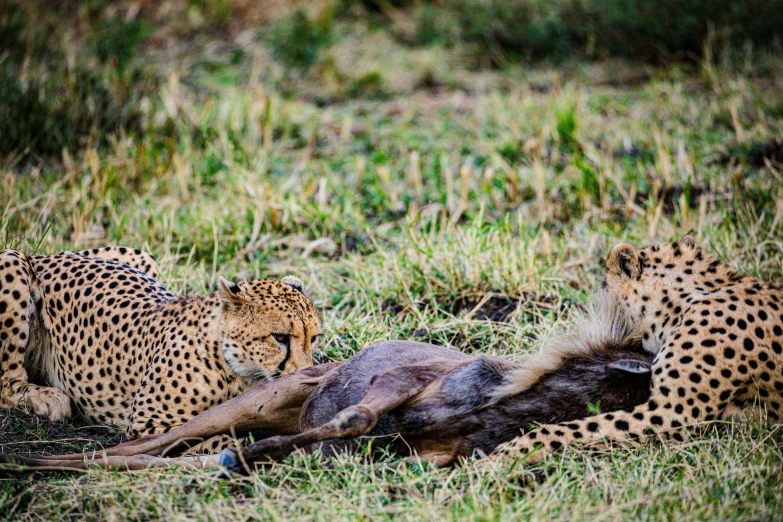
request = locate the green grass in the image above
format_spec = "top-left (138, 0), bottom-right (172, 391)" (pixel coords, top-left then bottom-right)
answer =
top-left (3, 2), bottom-right (783, 520)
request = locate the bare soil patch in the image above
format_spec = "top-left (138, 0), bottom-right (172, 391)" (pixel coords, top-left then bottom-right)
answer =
top-left (0, 408), bottom-right (124, 458)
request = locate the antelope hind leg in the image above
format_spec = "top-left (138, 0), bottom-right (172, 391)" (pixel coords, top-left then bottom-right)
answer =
top-left (220, 363), bottom-right (445, 473)
top-left (0, 453), bottom-right (221, 472)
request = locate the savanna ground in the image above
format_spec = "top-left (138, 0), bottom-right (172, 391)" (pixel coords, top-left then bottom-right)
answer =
top-left (2, 1), bottom-right (783, 520)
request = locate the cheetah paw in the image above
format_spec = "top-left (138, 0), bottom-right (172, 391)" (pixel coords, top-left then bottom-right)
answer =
top-left (21, 386), bottom-right (72, 422)
top-left (476, 444), bottom-right (545, 472)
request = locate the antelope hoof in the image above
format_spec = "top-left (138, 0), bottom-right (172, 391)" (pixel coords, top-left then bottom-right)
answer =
top-left (218, 449), bottom-right (238, 469)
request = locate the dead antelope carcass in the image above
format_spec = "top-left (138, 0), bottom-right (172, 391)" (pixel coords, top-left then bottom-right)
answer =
top-left (1, 292), bottom-right (653, 472)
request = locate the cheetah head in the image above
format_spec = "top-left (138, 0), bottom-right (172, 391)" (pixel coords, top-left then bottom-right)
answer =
top-left (603, 235), bottom-right (736, 352)
top-left (217, 276), bottom-right (321, 384)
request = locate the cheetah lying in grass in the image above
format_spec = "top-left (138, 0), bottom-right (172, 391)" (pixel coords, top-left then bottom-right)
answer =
top-left (0, 247), bottom-right (320, 450)
top-left (486, 236), bottom-right (783, 465)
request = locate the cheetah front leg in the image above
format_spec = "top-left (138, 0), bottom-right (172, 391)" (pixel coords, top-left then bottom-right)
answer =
top-left (484, 336), bottom-right (728, 466)
top-left (0, 250), bottom-right (71, 421)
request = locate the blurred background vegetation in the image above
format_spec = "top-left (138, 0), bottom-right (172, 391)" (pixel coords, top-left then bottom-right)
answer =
top-left (2, 0), bottom-right (782, 161)
top-left (3, 0), bottom-right (783, 288)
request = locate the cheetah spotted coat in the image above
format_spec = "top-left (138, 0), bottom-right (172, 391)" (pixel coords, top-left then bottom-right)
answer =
top-left (0, 247), bottom-right (320, 445)
top-left (487, 237), bottom-right (783, 464)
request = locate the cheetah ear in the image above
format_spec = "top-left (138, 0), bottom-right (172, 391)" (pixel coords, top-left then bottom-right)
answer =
top-left (607, 243), bottom-right (641, 280)
top-left (218, 276), bottom-right (245, 311)
top-left (679, 234), bottom-right (696, 247)
top-left (607, 359), bottom-right (651, 374)
top-left (281, 275), bottom-right (306, 296)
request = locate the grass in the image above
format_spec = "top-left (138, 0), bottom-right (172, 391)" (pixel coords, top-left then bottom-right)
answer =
top-left (2, 2), bottom-right (783, 520)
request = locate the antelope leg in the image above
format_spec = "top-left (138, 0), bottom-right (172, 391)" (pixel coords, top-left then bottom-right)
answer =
top-left (220, 362), bottom-right (445, 473)
top-left (8, 363), bottom-right (340, 467)
top-left (0, 453), bottom-right (221, 472)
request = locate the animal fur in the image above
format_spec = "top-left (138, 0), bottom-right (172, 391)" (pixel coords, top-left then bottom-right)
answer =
top-left (0, 293), bottom-right (654, 472)
top-left (495, 290), bottom-right (644, 398)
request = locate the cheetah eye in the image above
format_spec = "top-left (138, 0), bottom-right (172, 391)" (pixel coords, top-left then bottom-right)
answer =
top-left (272, 334), bottom-right (290, 345)
top-left (311, 335), bottom-right (320, 345)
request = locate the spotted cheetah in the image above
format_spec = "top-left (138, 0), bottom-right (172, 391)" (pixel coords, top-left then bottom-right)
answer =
top-left (487, 236), bottom-right (783, 464)
top-left (0, 247), bottom-right (320, 447)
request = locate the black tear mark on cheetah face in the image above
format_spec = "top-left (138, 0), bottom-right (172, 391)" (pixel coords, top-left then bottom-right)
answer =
top-left (218, 277), bottom-right (322, 383)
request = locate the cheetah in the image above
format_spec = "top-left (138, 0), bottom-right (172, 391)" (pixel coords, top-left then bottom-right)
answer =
top-left (0, 247), bottom-right (321, 447)
top-left (487, 236), bottom-right (783, 464)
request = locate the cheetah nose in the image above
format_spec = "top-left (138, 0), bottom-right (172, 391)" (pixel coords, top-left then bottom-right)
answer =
top-left (218, 449), bottom-right (238, 468)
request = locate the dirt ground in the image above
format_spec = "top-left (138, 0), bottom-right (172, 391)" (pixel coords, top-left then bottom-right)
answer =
top-left (0, 408), bottom-right (125, 458)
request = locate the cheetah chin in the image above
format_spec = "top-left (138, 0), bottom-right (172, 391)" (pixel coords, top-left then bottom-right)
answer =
top-left (221, 340), bottom-right (274, 385)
